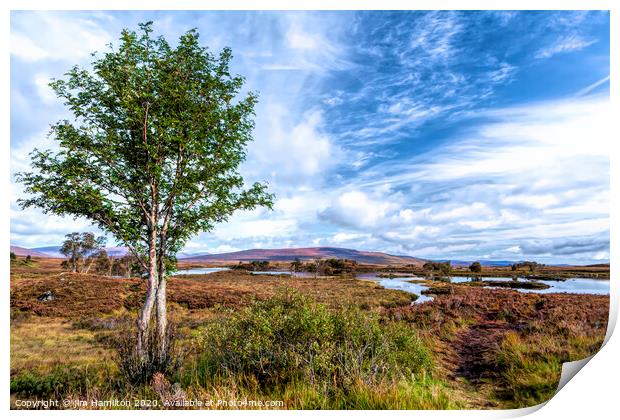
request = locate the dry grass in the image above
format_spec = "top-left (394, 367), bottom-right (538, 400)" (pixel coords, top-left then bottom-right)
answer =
top-left (10, 318), bottom-right (114, 373)
top-left (11, 269), bottom-right (413, 318)
top-left (383, 285), bottom-right (609, 407)
top-left (9, 260), bottom-right (610, 409)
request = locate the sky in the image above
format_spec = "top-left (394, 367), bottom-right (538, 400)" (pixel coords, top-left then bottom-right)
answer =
top-left (10, 10), bottom-right (610, 264)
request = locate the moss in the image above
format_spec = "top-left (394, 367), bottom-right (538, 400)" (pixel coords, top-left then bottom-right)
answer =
top-left (483, 280), bottom-right (550, 290)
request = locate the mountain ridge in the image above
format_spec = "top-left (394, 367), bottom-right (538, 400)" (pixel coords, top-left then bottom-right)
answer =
top-left (11, 244), bottom-right (427, 265)
top-left (181, 246), bottom-right (428, 265)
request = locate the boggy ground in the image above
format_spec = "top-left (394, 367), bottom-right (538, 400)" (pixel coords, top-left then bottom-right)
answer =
top-left (10, 258), bottom-right (609, 409)
top-left (384, 286), bottom-right (609, 408)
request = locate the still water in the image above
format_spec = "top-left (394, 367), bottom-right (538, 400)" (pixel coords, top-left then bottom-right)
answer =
top-left (449, 276), bottom-right (609, 295)
top-left (174, 267), bottom-right (229, 275)
top-left (173, 268), bottom-right (609, 302)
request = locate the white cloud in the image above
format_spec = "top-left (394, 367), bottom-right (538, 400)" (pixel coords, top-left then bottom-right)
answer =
top-left (249, 105), bottom-right (339, 186)
top-left (11, 12), bottom-right (112, 62)
top-left (535, 35), bottom-right (596, 59)
top-left (34, 74), bottom-right (56, 104)
top-left (487, 62), bottom-right (516, 83)
top-left (576, 75), bottom-right (610, 97)
top-left (501, 194), bottom-right (560, 210)
top-left (287, 23), bottom-right (318, 50)
top-left (211, 215), bottom-right (298, 241)
top-left (326, 95), bottom-right (609, 261)
top-left (321, 190), bottom-right (400, 229)
top-left (11, 33), bottom-right (49, 61)
top-left (332, 232), bottom-right (369, 243)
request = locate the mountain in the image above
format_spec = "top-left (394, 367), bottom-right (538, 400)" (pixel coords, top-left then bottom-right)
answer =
top-left (14, 244), bottom-right (204, 259)
top-left (181, 247), bottom-right (427, 266)
top-left (442, 259), bottom-right (521, 267)
top-left (12, 243), bottom-right (426, 265)
top-left (10, 245), bottom-right (50, 257)
top-left (29, 245), bottom-right (130, 258)
top-left (30, 246), bottom-right (64, 258)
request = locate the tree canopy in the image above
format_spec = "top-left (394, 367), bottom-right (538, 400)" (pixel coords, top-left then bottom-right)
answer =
top-left (17, 22), bottom-right (273, 271)
top-left (16, 21), bottom-right (274, 360)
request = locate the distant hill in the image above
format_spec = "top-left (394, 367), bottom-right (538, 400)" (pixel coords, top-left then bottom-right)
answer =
top-left (181, 247), bottom-right (427, 266)
top-left (10, 245), bottom-right (50, 257)
top-left (11, 244), bottom-right (227, 260)
top-left (29, 245), bottom-right (131, 258)
top-left (443, 259), bottom-right (521, 267)
top-left (30, 246), bottom-right (64, 258)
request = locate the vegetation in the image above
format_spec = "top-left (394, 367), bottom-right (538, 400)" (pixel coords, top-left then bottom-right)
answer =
top-left (59, 232), bottom-right (106, 273)
top-left (188, 291), bottom-right (445, 408)
top-left (469, 261), bottom-right (482, 273)
top-left (16, 22), bottom-right (273, 366)
top-left (290, 258), bottom-right (303, 272)
top-left (10, 258), bottom-right (609, 409)
top-left (481, 280), bottom-right (550, 290)
top-left (422, 261), bottom-right (452, 278)
top-left (232, 260), bottom-right (271, 271)
top-left (511, 261), bottom-right (544, 272)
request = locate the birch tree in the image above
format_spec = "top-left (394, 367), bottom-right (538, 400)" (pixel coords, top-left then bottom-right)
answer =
top-left (16, 22), bottom-right (273, 360)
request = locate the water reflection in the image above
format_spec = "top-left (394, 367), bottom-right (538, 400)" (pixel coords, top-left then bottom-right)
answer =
top-left (173, 268), bottom-right (609, 297)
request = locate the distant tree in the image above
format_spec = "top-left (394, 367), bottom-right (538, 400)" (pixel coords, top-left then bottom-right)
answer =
top-left (59, 232), bottom-right (106, 273)
top-left (439, 261), bottom-right (452, 276)
top-left (469, 261), bottom-right (482, 273)
top-left (314, 259), bottom-right (333, 277)
top-left (422, 262), bottom-right (435, 272)
top-left (249, 260), bottom-right (270, 270)
top-left (16, 22), bottom-right (274, 359)
top-left (304, 262), bottom-right (317, 274)
top-left (511, 261), bottom-right (542, 272)
top-left (423, 261), bottom-right (452, 278)
top-left (350, 259), bottom-right (358, 278)
top-left (24, 255), bottom-right (32, 264)
top-left (290, 258), bottom-right (303, 273)
top-left (94, 249), bottom-right (112, 276)
top-left (10, 252), bottom-right (16, 262)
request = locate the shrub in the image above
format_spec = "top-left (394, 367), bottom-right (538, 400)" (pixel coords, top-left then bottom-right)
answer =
top-left (193, 290), bottom-right (432, 392)
top-left (10, 366), bottom-right (96, 399)
top-left (112, 321), bottom-right (183, 385)
top-left (469, 261), bottom-right (482, 273)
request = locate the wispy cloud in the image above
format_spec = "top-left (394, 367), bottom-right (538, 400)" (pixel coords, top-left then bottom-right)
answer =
top-left (576, 75), bottom-right (610, 97)
top-left (535, 35), bottom-right (596, 59)
top-left (318, 95), bottom-right (610, 263)
top-left (10, 11), bottom-right (610, 263)
top-left (11, 11), bottom-right (113, 62)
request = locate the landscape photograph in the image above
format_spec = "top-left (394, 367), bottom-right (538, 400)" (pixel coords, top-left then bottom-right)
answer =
top-left (9, 10), bottom-right (610, 410)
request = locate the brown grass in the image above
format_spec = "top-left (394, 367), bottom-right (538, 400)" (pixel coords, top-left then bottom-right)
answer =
top-left (10, 318), bottom-right (114, 373)
top-left (9, 260), bottom-right (610, 409)
top-left (383, 285), bottom-right (609, 407)
top-left (11, 268), bottom-right (413, 318)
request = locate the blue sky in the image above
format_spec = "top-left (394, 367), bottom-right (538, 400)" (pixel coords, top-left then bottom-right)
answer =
top-left (10, 10), bottom-right (610, 264)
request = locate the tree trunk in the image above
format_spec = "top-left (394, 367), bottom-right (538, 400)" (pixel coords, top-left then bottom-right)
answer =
top-left (155, 271), bottom-right (167, 360)
top-left (137, 226), bottom-right (158, 357)
top-left (155, 225), bottom-right (169, 360)
top-left (83, 258), bottom-right (94, 274)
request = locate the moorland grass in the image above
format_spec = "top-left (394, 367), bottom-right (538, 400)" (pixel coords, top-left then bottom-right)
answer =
top-left (9, 260), bottom-right (609, 409)
top-left (182, 290), bottom-right (459, 409)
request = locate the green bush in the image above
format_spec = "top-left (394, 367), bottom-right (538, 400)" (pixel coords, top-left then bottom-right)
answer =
top-left (193, 290), bottom-right (432, 392)
top-left (10, 366), bottom-right (95, 398)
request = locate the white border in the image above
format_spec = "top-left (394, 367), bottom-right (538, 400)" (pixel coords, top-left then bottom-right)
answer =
top-left (2, 1), bottom-right (617, 419)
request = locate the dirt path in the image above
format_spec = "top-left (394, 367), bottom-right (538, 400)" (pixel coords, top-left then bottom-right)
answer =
top-left (452, 321), bottom-right (512, 382)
